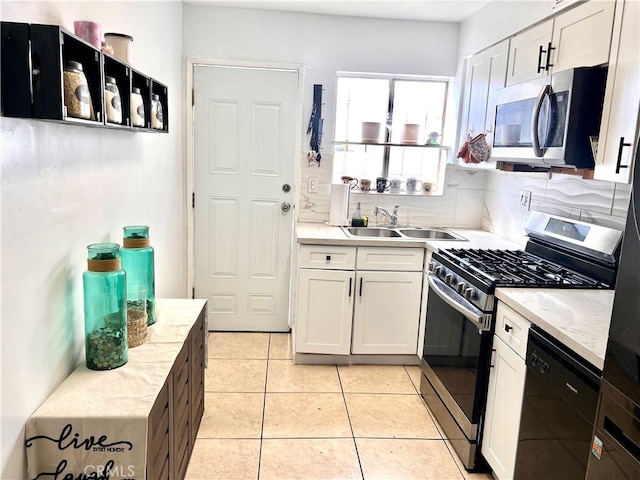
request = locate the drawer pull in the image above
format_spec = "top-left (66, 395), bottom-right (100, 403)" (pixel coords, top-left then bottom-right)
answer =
top-left (326, 255), bottom-right (331, 262)
top-left (504, 324), bottom-right (513, 333)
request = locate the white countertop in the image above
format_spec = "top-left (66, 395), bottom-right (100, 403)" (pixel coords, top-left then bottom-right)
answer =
top-left (496, 288), bottom-right (615, 370)
top-left (295, 222), bottom-right (525, 251)
top-left (296, 222), bottom-right (615, 371)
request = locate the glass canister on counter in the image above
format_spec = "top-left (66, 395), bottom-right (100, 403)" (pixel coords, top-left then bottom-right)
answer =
top-left (151, 94), bottom-right (163, 130)
top-left (104, 76), bottom-right (122, 124)
top-left (121, 226), bottom-right (156, 325)
top-left (131, 87), bottom-right (145, 127)
top-left (63, 60), bottom-right (91, 119)
top-left (83, 243), bottom-right (128, 370)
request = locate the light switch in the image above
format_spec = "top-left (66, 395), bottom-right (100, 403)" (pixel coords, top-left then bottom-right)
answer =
top-left (308, 177), bottom-right (319, 193)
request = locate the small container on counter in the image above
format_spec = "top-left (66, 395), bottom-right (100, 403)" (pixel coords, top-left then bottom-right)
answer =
top-left (83, 243), bottom-right (128, 371)
top-left (131, 87), bottom-right (145, 127)
top-left (151, 94), bottom-right (163, 130)
top-left (104, 76), bottom-right (122, 124)
top-left (63, 60), bottom-right (91, 120)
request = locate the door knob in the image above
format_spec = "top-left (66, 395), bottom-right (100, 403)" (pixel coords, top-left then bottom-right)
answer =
top-left (281, 202), bottom-right (291, 212)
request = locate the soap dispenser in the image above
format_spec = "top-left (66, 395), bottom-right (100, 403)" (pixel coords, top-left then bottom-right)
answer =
top-left (351, 202), bottom-right (368, 227)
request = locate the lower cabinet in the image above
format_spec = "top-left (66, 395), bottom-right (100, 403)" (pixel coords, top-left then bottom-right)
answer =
top-left (482, 302), bottom-right (530, 479)
top-left (295, 245), bottom-right (424, 356)
top-left (352, 271), bottom-right (423, 354)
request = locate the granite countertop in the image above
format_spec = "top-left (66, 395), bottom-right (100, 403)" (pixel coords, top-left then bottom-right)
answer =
top-left (496, 288), bottom-right (615, 370)
top-left (295, 222), bottom-right (525, 251)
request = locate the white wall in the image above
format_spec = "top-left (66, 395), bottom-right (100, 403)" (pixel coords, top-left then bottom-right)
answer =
top-left (0, 2), bottom-right (184, 478)
top-left (183, 4), bottom-right (459, 146)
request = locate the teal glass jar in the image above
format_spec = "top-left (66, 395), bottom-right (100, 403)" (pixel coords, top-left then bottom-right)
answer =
top-left (83, 243), bottom-right (128, 370)
top-left (121, 226), bottom-right (156, 325)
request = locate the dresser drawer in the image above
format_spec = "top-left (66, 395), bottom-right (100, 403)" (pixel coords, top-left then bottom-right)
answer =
top-left (495, 302), bottom-right (531, 359)
top-left (298, 245), bottom-right (356, 270)
top-left (356, 247), bottom-right (424, 271)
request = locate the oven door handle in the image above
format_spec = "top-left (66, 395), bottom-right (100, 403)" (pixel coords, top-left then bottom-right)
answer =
top-left (427, 275), bottom-right (490, 331)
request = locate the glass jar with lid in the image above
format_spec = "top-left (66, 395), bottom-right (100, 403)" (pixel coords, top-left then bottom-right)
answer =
top-left (83, 243), bottom-right (128, 370)
top-left (104, 76), bottom-right (122, 124)
top-left (131, 87), bottom-right (145, 127)
top-left (63, 60), bottom-right (91, 119)
top-left (151, 94), bottom-right (163, 130)
top-left (121, 226), bottom-right (156, 325)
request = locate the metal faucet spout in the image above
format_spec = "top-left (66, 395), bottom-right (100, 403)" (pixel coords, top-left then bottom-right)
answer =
top-left (374, 205), bottom-right (401, 227)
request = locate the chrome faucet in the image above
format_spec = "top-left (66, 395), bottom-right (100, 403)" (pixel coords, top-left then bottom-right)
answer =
top-left (374, 205), bottom-right (401, 227)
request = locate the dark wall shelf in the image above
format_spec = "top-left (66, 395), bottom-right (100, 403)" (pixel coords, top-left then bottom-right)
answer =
top-left (1, 21), bottom-right (168, 133)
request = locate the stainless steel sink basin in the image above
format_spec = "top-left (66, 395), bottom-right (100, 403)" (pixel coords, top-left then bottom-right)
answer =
top-left (344, 227), bottom-right (402, 237)
top-left (398, 228), bottom-right (466, 240)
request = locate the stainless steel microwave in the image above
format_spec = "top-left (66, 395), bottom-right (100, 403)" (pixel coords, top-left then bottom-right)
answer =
top-left (491, 66), bottom-right (607, 167)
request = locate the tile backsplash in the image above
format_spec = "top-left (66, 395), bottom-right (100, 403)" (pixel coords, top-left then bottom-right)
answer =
top-left (298, 154), bottom-right (631, 243)
top-left (482, 169), bottom-right (630, 244)
top-left (298, 153), bottom-right (487, 228)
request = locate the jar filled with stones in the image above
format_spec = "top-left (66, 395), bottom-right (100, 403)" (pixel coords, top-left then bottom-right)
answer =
top-left (63, 60), bottom-right (91, 119)
top-left (83, 243), bottom-right (128, 370)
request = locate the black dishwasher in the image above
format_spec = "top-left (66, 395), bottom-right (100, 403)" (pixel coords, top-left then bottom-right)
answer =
top-left (514, 326), bottom-right (601, 479)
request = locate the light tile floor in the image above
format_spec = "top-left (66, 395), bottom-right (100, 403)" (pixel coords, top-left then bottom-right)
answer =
top-left (186, 332), bottom-right (493, 480)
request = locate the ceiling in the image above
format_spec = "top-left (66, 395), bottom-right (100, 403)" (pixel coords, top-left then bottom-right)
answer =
top-left (186, 0), bottom-right (493, 22)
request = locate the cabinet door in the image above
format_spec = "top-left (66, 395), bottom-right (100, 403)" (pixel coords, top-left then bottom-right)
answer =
top-left (460, 40), bottom-right (509, 143)
top-left (482, 335), bottom-right (527, 480)
top-left (351, 271), bottom-right (422, 355)
top-left (549, 0), bottom-right (615, 73)
top-left (595, 0), bottom-right (639, 183)
top-left (506, 19), bottom-right (553, 86)
top-left (295, 269), bottom-right (354, 355)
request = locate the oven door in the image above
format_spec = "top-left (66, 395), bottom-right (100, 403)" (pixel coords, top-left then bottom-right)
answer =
top-left (422, 274), bottom-right (494, 440)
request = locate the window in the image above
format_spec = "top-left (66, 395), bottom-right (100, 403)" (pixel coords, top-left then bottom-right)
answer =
top-left (332, 74), bottom-right (450, 194)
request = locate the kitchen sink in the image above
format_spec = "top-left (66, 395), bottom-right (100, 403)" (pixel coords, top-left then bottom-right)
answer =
top-left (398, 228), bottom-right (466, 240)
top-left (341, 226), bottom-right (466, 240)
top-left (344, 227), bottom-right (402, 237)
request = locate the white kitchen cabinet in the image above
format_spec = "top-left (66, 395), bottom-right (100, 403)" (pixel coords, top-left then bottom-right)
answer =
top-left (594, 0), bottom-right (639, 183)
top-left (295, 268), bottom-right (354, 355)
top-left (482, 302), bottom-right (530, 480)
top-left (295, 245), bottom-right (424, 356)
top-left (459, 39), bottom-right (509, 146)
top-left (506, 1), bottom-right (615, 86)
top-left (351, 271), bottom-right (423, 354)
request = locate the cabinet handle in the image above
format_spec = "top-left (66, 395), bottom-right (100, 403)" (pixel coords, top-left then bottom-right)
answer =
top-left (545, 42), bottom-right (555, 71)
top-left (504, 324), bottom-right (513, 333)
top-left (326, 255), bottom-right (331, 262)
top-left (490, 348), bottom-right (496, 368)
top-left (616, 136), bottom-right (632, 173)
top-left (348, 278), bottom-right (352, 297)
top-left (537, 44), bottom-right (547, 74)
top-left (359, 277), bottom-right (363, 297)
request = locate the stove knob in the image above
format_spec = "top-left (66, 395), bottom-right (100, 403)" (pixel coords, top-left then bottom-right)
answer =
top-left (456, 282), bottom-right (466, 294)
top-left (445, 274), bottom-right (454, 285)
top-left (434, 266), bottom-right (444, 277)
top-left (464, 288), bottom-right (475, 300)
top-left (428, 262), bottom-right (435, 272)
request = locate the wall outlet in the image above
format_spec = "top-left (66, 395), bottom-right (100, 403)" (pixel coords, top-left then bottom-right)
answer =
top-left (308, 177), bottom-right (319, 193)
top-left (519, 190), bottom-right (532, 211)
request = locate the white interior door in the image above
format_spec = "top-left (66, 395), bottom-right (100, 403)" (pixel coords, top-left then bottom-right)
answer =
top-left (194, 65), bottom-right (298, 332)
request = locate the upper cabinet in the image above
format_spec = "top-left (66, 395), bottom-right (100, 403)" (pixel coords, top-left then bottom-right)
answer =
top-left (594, 0), bottom-right (639, 183)
top-left (459, 39), bottom-right (510, 146)
top-left (505, 0), bottom-right (615, 86)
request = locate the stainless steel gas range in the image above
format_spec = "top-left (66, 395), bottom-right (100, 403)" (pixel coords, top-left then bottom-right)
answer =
top-left (419, 211), bottom-right (623, 470)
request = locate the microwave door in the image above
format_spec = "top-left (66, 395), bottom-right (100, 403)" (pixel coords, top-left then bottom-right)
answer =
top-left (532, 84), bottom-right (551, 157)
